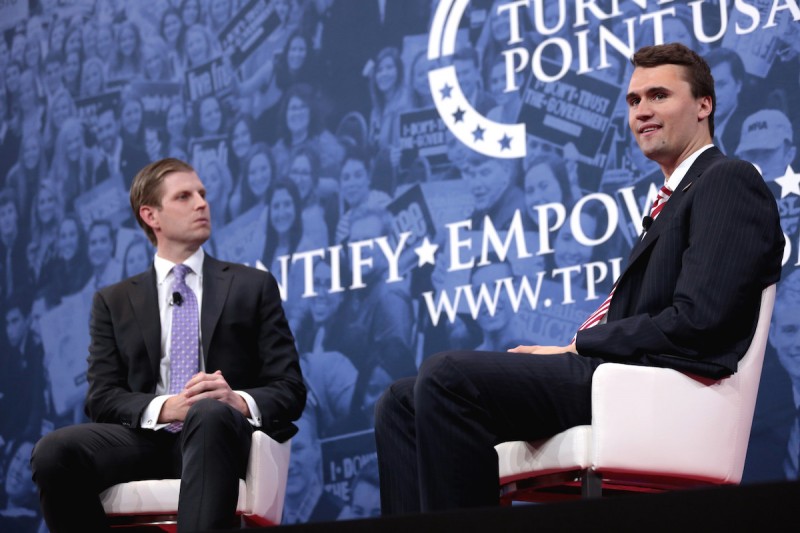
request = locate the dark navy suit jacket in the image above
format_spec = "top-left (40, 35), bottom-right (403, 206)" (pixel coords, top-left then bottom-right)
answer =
top-left (84, 254), bottom-right (306, 442)
top-left (577, 147), bottom-right (784, 378)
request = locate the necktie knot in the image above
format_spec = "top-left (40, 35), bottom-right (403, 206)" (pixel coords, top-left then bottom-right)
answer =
top-left (172, 264), bottom-right (191, 284)
top-left (653, 183), bottom-right (672, 204)
top-left (649, 184), bottom-right (673, 220)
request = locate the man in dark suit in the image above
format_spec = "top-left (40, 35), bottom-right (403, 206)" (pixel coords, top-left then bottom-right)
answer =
top-left (375, 43), bottom-right (785, 513)
top-left (31, 158), bottom-right (306, 532)
top-left (93, 105), bottom-right (150, 191)
top-left (0, 191), bottom-right (30, 301)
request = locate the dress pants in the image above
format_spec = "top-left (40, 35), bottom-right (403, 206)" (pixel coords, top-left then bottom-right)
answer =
top-left (31, 398), bottom-right (253, 533)
top-left (374, 350), bottom-right (605, 514)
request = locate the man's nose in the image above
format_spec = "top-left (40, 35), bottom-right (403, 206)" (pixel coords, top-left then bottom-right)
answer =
top-left (634, 101), bottom-right (653, 120)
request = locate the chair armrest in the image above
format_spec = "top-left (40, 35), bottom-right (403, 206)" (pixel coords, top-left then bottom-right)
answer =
top-left (244, 432), bottom-right (291, 526)
top-left (590, 362), bottom-right (746, 482)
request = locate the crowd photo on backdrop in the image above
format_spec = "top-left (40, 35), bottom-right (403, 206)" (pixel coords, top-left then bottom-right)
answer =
top-left (0, 0), bottom-right (799, 531)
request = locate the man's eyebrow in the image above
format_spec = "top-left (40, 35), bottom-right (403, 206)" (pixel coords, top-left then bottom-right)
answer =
top-left (627, 86), bottom-right (671, 100)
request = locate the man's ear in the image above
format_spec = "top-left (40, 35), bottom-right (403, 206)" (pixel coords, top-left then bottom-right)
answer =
top-left (139, 205), bottom-right (159, 232)
top-left (698, 95), bottom-right (713, 122)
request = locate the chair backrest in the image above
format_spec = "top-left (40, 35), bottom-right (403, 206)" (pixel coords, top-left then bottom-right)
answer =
top-left (726, 283), bottom-right (776, 481)
top-left (590, 284), bottom-right (776, 484)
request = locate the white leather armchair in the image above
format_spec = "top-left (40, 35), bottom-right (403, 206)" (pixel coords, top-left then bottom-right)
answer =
top-left (497, 284), bottom-right (775, 502)
top-left (100, 431), bottom-right (290, 530)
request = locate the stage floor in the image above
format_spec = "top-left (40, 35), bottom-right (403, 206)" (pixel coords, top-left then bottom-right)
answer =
top-left (271, 480), bottom-right (800, 532)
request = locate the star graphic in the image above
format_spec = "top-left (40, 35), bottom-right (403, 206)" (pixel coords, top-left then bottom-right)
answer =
top-left (452, 107), bottom-right (465, 123)
top-left (499, 133), bottom-right (512, 150)
top-left (774, 165), bottom-right (800, 198)
top-left (414, 237), bottom-right (439, 267)
top-left (440, 83), bottom-right (453, 99)
top-left (472, 125), bottom-right (485, 142)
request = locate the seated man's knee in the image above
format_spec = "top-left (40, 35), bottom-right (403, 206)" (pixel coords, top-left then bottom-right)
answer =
top-left (375, 382), bottom-right (400, 424)
top-left (184, 398), bottom-right (235, 428)
top-left (374, 377), bottom-right (415, 427)
top-left (415, 351), bottom-right (476, 409)
top-left (417, 350), bottom-right (461, 385)
top-left (31, 428), bottom-right (82, 483)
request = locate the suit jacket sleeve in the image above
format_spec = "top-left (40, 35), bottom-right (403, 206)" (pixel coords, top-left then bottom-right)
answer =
top-left (576, 156), bottom-right (784, 377)
top-left (85, 288), bottom-right (160, 427)
top-left (237, 268), bottom-right (306, 441)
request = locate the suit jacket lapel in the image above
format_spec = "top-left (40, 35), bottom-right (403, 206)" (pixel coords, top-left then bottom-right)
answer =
top-left (201, 255), bottom-right (232, 363)
top-left (624, 147), bottom-right (724, 270)
top-left (128, 267), bottom-right (162, 379)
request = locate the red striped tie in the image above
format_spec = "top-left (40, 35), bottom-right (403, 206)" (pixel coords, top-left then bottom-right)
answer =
top-left (572, 183), bottom-right (672, 337)
top-left (649, 184), bottom-right (672, 220)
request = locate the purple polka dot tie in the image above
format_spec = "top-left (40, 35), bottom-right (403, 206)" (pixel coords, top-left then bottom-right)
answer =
top-left (166, 264), bottom-right (199, 432)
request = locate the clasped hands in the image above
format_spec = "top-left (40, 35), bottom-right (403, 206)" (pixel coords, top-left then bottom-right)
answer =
top-left (159, 370), bottom-right (249, 424)
top-left (508, 342), bottom-right (577, 355)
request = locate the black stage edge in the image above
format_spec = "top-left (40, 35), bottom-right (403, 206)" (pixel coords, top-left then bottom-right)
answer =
top-left (248, 480), bottom-right (800, 532)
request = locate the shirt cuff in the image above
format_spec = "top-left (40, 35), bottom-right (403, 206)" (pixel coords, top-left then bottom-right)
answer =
top-left (235, 391), bottom-right (262, 427)
top-left (141, 395), bottom-right (173, 430)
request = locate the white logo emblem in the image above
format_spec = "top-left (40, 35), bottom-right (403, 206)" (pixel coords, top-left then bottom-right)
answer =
top-left (428, 0), bottom-right (526, 159)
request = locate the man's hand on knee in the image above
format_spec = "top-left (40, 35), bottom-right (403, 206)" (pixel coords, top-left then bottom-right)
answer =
top-left (159, 394), bottom-right (191, 423)
top-left (183, 371), bottom-right (250, 417)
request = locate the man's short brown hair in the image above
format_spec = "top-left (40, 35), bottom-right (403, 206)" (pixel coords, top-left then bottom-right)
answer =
top-left (631, 43), bottom-right (716, 138)
top-left (130, 158), bottom-right (194, 246)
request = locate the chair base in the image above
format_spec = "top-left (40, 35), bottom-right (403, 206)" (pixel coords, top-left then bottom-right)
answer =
top-left (500, 469), bottom-right (728, 504)
top-left (106, 514), bottom-right (176, 532)
top-left (106, 512), bottom-right (276, 530)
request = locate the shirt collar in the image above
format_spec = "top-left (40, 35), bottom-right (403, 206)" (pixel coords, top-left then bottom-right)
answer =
top-left (154, 247), bottom-right (205, 285)
top-left (665, 144), bottom-right (714, 190)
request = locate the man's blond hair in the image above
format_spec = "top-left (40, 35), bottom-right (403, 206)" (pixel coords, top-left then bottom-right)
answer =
top-left (130, 158), bottom-right (195, 246)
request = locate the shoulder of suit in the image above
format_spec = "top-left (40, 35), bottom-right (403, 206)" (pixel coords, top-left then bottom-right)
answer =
top-left (205, 255), bottom-right (273, 279)
top-left (697, 153), bottom-right (761, 184)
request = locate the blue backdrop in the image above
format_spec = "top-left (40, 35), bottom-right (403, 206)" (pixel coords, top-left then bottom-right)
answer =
top-left (0, 0), bottom-right (799, 529)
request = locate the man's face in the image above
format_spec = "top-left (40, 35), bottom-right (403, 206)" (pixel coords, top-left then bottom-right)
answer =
top-left (471, 262), bottom-right (513, 333)
top-left (122, 100), bottom-right (143, 136)
top-left (4, 442), bottom-right (34, 499)
top-left (464, 158), bottom-right (510, 212)
top-left (770, 302), bottom-right (800, 382)
top-left (340, 159), bottom-right (370, 208)
top-left (454, 58), bottom-right (478, 97)
top-left (0, 202), bottom-right (18, 239)
top-left (144, 171), bottom-right (211, 252)
top-left (5, 308), bottom-right (27, 349)
top-left (30, 298), bottom-right (46, 345)
top-left (88, 224), bottom-right (114, 268)
top-left (58, 218), bottom-right (80, 260)
top-left (710, 62), bottom-right (740, 122)
top-left (347, 481), bottom-right (381, 519)
top-left (286, 417), bottom-right (320, 496)
top-left (44, 60), bottom-right (62, 92)
top-left (627, 64), bottom-right (712, 176)
top-left (96, 110), bottom-right (119, 154)
top-left (310, 261), bottom-right (342, 324)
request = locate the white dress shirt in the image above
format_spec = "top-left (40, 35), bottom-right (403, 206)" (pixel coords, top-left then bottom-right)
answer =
top-left (140, 247), bottom-right (262, 429)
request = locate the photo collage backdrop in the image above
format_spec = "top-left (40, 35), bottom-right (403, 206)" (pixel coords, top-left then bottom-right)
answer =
top-left (0, 0), bottom-right (799, 529)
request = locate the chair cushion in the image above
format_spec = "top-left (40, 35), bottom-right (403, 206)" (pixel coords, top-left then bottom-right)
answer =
top-left (100, 479), bottom-right (247, 515)
top-left (497, 425), bottom-right (592, 483)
